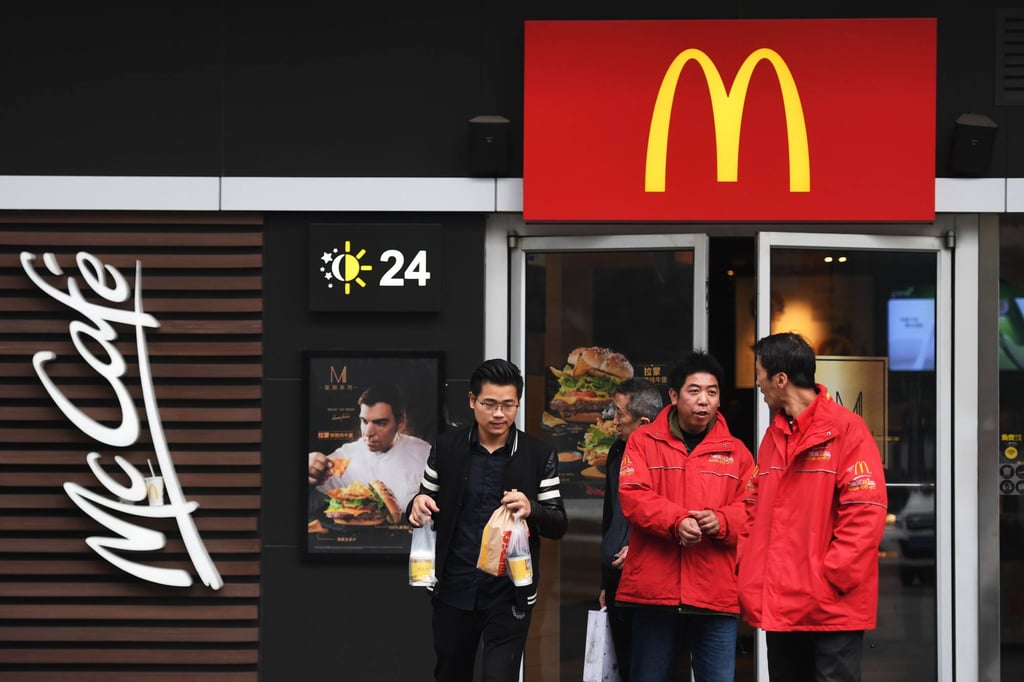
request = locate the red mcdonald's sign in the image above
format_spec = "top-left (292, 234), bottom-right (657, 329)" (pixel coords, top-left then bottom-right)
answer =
top-left (524, 19), bottom-right (937, 222)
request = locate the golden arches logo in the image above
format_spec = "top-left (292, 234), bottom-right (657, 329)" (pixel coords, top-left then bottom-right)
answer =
top-left (645, 48), bottom-right (810, 193)
top-left (853, 460), bottom-right (871, 476)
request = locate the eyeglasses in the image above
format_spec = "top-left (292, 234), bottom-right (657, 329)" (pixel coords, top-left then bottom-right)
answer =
top-left (476, 399), bottom-right (520, 412)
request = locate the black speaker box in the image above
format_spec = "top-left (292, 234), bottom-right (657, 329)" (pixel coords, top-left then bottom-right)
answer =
top-left (949, 113), bottom-right (997, 176)
top-left (469, 115), bottom-right (510, 176)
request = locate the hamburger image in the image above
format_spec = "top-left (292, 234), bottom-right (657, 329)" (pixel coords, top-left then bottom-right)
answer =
top-left (323, 480), bottom-right (403, 526)
top-left (578, 417), bottom-right (618, 468)
top-left (548, 346), bottom-right (634, 422)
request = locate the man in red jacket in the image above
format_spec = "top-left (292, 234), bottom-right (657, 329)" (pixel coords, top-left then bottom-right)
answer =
top-left (617, 351), bottom-right (755, 682)
top-left (739, 332), bottom-right (888, 682)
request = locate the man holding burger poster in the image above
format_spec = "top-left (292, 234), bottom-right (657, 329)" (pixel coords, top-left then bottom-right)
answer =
top-left (309, 383), bottom-right (430, 519)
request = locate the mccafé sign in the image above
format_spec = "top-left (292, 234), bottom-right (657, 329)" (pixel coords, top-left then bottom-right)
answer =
top-left (524, 19), bottom-right (936, 222)
top-left (21, 251), bottom-right (222, 590)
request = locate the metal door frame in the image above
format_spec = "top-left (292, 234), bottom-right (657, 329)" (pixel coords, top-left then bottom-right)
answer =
top-left (509, 233), bottom-right (709, 431)
top-left (755, 231), bottom-right (964, 682)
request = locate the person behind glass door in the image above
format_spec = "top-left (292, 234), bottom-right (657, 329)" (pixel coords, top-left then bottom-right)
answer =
top-left (599, 377), bottom-right (663, 682)
top-left (617, 351), bottom-right (755, 682)
top-left (407, 359), bottom-right (568, 682)
top-left (739, 332), bottom-right (888, 682)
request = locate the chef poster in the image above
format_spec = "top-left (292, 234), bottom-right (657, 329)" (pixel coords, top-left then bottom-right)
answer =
top-left (304, 351), bottom-right (443, 556)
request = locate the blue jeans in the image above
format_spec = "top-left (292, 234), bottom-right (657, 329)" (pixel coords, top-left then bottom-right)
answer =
top-left (630, 607), bottom-right (737, 682)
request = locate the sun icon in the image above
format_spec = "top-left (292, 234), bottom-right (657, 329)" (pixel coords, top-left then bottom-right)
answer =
top-left (320, 241), bottom-right (374, 295)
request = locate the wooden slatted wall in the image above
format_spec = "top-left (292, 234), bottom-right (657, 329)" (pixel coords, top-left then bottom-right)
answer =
top-left (0, 214), bottom-right (262, 682)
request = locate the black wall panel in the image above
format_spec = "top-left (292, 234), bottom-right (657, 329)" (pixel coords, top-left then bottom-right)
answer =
top-left (260, 213), bottom-right (484, 680)
top-left (223, 4), bottom-right (483, 177)
top-left (0, 6), bottom-right (223, 176)
top-left (1, 3), bottom-right (1022, 180)
top-left (935, 8), bottom-right (1004, 178)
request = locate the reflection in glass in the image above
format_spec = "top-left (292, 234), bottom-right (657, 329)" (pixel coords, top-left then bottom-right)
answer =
top-left (999, 222), bottom-right (1024, 680)
top-left (524, 249), bottom-right (696, 681)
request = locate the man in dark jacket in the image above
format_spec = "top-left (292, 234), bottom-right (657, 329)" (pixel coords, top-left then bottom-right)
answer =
top-left (408, 359), bottom-right (568, 682)
top-left (598, 377), bottom-right (663, 682)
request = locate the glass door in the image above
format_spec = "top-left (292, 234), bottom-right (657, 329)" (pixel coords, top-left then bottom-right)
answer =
top-left (510, 234), bottom-right (708, 681)
top-left (755, 232), bottom-right (952, 681)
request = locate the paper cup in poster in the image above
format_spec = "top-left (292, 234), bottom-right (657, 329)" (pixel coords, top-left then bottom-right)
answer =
top-left (304, 351), bottom-right (443, 557)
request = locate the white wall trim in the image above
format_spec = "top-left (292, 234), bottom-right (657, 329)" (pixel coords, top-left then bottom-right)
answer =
top-left (496, 178), bottom-right (524, 213)
top-left (935, 178), bottom-right (1005, 213)
top-left (0, 176), bottom-right (220, 211)
top-left (0, 175), bottom-right (1022, 214)
top-left (483, 215), bottom-right (513, 360)
top-left (220, 177), bottom-right (496, 212)
top-left (952, 217), bottom-right (980, 682)
top-left (1007, 178), bottom-right (1024, 212)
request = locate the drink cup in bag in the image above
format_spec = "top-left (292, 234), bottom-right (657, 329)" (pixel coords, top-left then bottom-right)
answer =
top-left (506, 512), bottom-right (533, 587)
top-left (409, 517), bottom-right (437, 587)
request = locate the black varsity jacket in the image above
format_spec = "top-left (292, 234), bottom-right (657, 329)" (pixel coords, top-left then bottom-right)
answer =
top-left (408, 424), bottom-right (568, 611)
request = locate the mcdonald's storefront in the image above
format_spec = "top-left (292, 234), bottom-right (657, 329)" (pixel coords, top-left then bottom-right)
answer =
top-left (1, 8), bottom-right (1023, 682)
top-left (509, 17), bottom-right (1014, 682)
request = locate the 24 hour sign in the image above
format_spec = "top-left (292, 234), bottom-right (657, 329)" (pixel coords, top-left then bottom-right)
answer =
top-left (308, 223), bottom-right (442, 312)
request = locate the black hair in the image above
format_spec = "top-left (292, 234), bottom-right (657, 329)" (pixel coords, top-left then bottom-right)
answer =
top-left (358, 384), bottom-right (407, 421)
top-left (469, 358), bottom-right (524, 398)
top-left (752, 332), bottom-right (816, 389)
top-left (614, 377), bottom-right (663, 421)
top-left (668, 350), bottom-right (725, 393)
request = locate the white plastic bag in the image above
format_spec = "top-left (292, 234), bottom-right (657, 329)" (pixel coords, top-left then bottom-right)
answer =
top-left (408, 518), bottom-right (436, 587)
top-left (582, 608), bottom-right (620, 682)
top-left (505, 511), bottom-right (533, 586)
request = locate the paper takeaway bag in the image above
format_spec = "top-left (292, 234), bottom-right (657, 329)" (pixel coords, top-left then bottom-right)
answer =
top-left (582, 608), bottom-right (620, 682)
top-left (476, 504), bottom-right (518, 577)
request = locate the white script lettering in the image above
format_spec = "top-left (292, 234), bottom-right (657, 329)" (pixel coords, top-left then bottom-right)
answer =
top-left (21, 251), bottom-right (223, 590)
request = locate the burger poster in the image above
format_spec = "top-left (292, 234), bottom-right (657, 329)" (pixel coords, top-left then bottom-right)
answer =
top-left (304, 351), bottom-right (443, 556)
top-left (543, 346), bottom-right (669, 498)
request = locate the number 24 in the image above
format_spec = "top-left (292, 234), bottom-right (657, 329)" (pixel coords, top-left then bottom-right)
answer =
top-left (379, 249), bottom-right (431, 287)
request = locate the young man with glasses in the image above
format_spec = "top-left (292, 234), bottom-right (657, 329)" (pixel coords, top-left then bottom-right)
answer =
top-left (408, 358), bottom-right (568, 682)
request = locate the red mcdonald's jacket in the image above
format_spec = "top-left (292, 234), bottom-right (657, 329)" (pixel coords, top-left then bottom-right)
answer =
top-left (738, 385), bottom-right (888, 631)
top-left (616, 407), bottom-right (755, 614)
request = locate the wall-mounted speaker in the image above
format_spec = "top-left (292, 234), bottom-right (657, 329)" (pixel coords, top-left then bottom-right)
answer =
top-left (469, 115), bottom-right (510, 176)
top-left (948, 113), bottom-right (997, 176)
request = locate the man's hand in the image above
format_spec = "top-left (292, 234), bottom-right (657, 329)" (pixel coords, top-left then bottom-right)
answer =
top-left (501, 489), bottom-right (532, 518)
top-left (409, 494), bottom-right (440, 527)
top-left (677, 516), bottom-right (702, 546)
top-left (598, 589), bottom-right (606, 609)
top-left (689, 509), bottom-right (720, 537)
top-left (612, 545), bottom-right (628, 569)
top-left (308, 452), bottom-right (329, 485)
